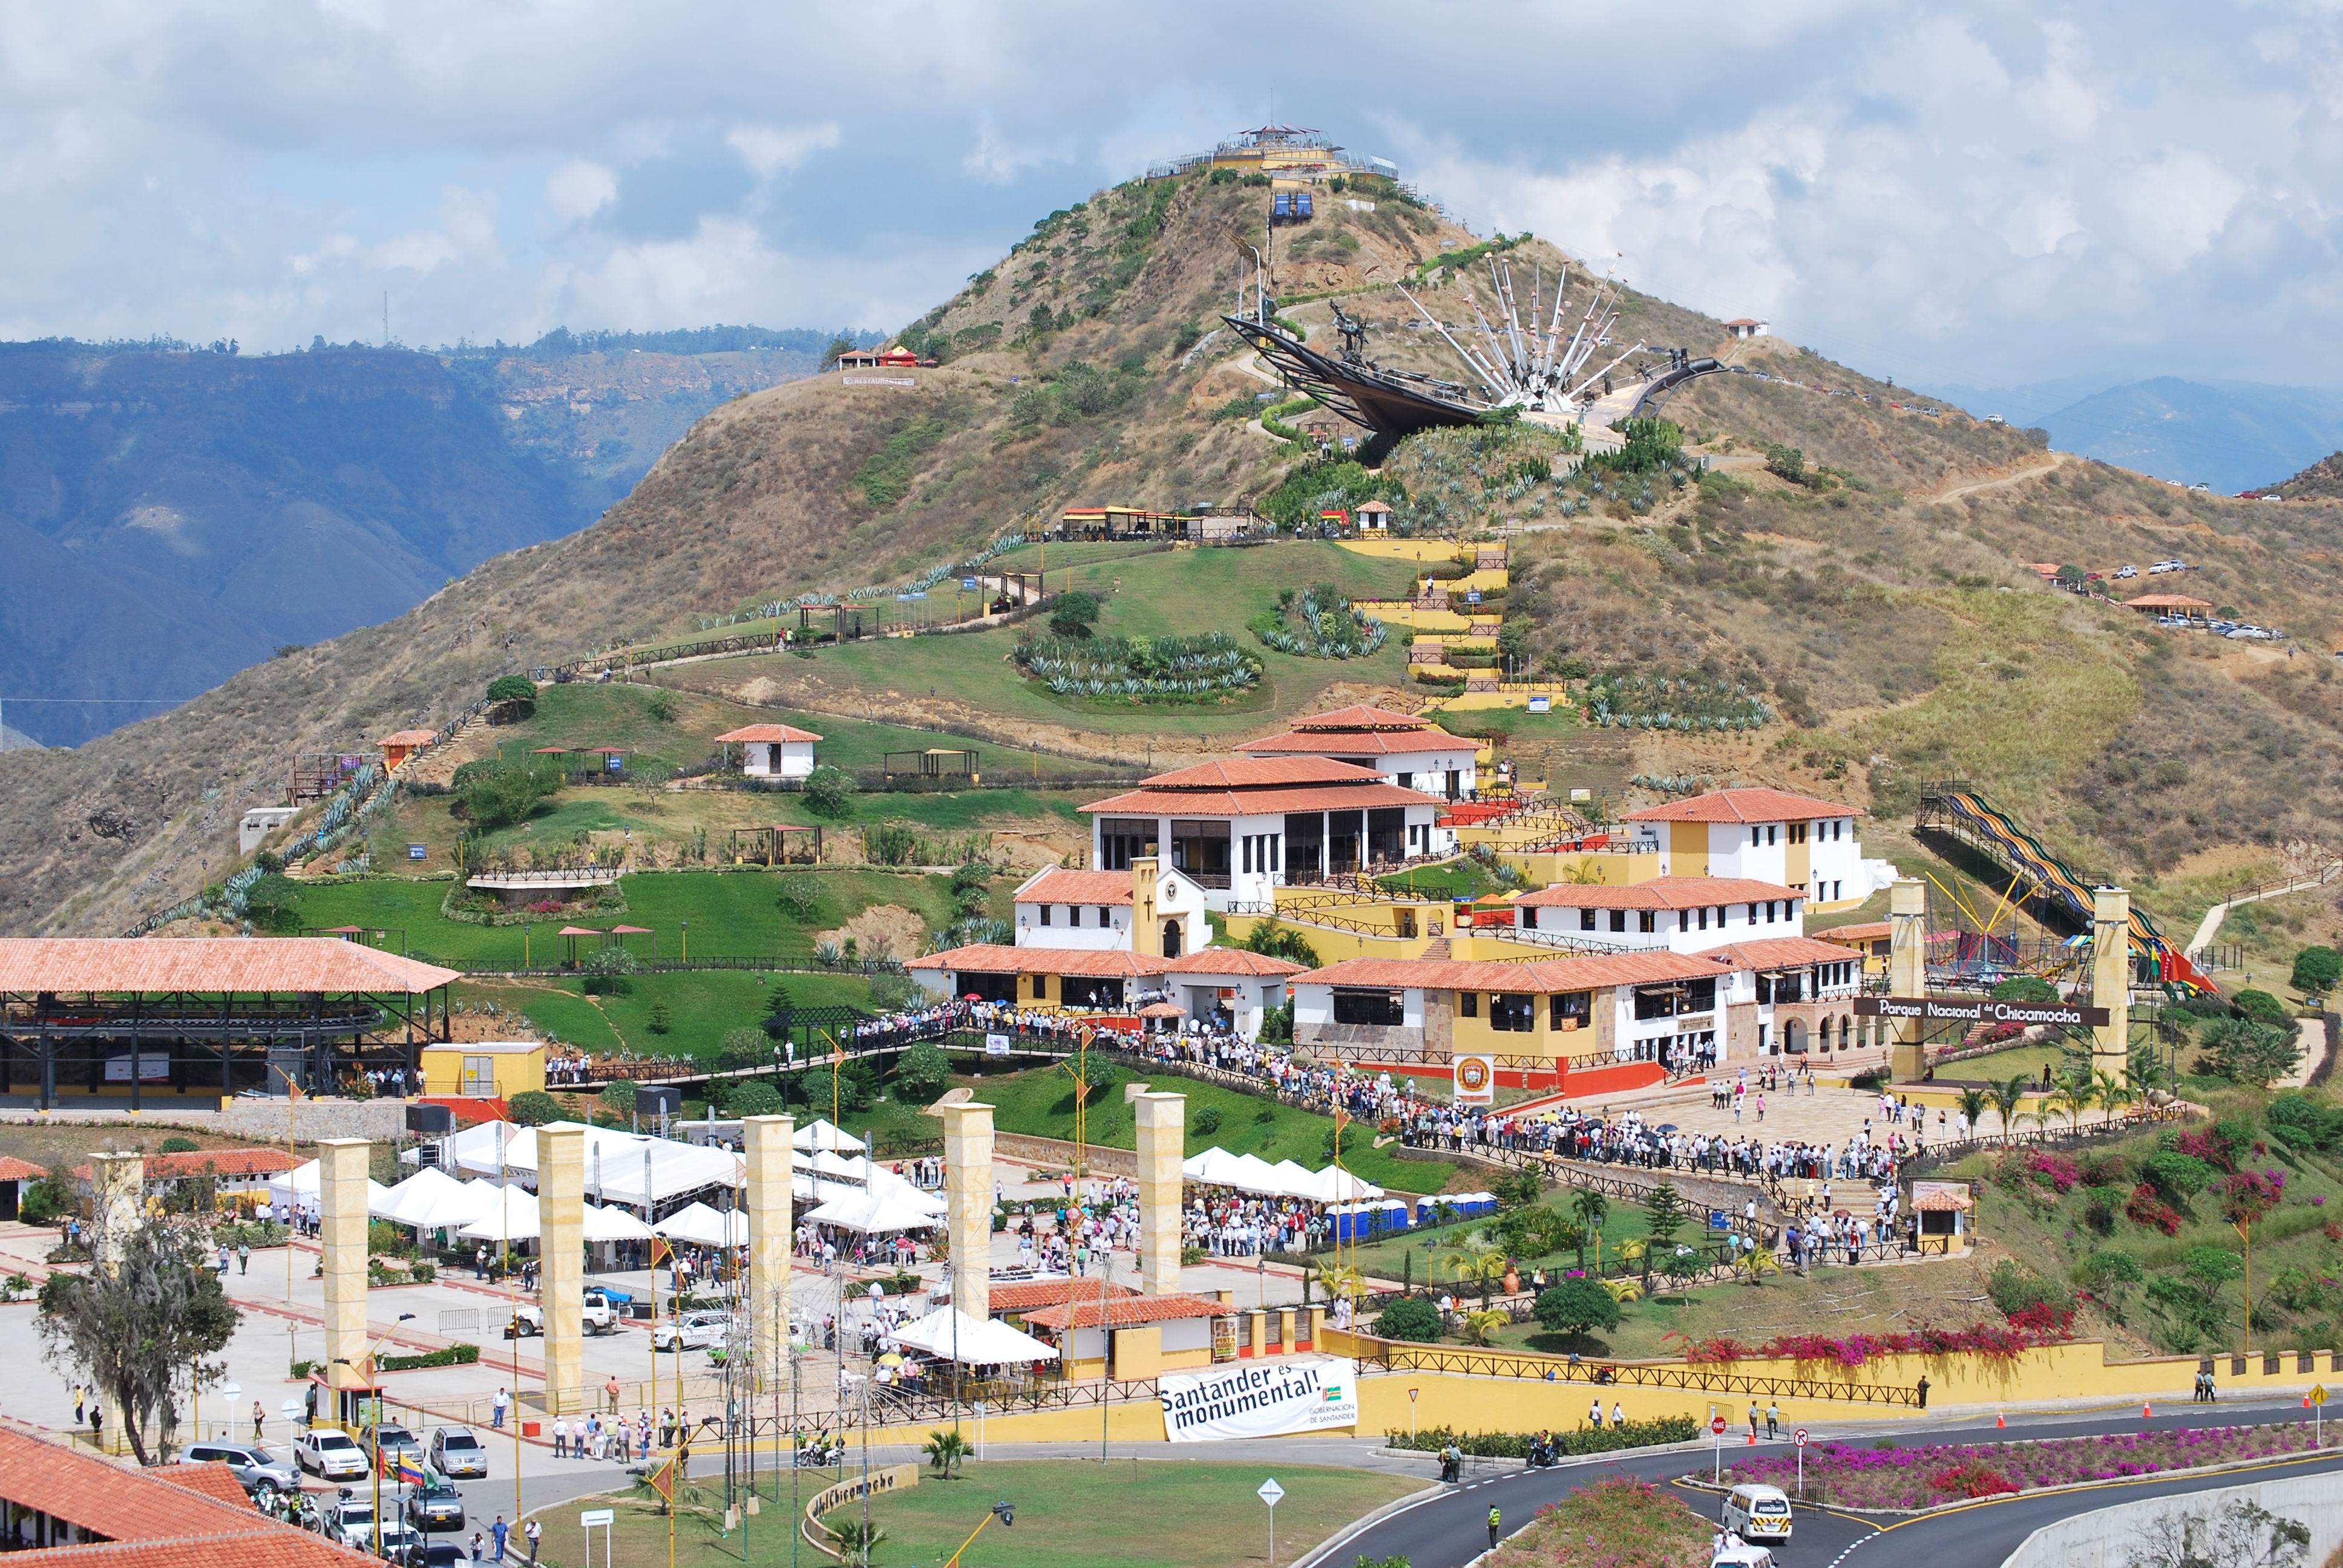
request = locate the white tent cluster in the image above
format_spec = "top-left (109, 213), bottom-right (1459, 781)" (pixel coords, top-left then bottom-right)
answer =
top-left (1180, 1147), bottom-right (1383, 1203)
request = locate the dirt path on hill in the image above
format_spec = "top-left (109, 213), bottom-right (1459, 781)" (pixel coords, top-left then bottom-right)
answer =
top-left (1918, 452), bottom-right (2069, 503)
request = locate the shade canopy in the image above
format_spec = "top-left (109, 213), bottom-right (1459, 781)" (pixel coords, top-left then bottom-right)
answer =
top-left (890, 1307), bottom-right (1058, 1365)
top-left (654, 1201), bottom-right (749, 1248)
top-left (1176, 1146), bottom-right (1380, 1202)
top-left (372, 1166), bottom-right (463, 1223)
top-left (266, 1160), bottom-right (391, 1213)
top-left (457, 1187), bottom-right (541, 1241)
top-left (805, 1182), bottom-right (943, 1234)
top-left (792, 1119), bottom-right (867, 1154)
top-left (445, 1120), bottom-right (744, 1206)
top-left (582, 1203), bottom-right (658, 1243)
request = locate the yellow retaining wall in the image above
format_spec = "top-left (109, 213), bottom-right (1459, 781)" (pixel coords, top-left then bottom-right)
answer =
top-left (837, 1340), bottom-right (2339, 1452)
top-left (1342, 539), bottom-right (1479, 563)
top-left (1499, 849), bottom-right (1660, 887)
top-left (1361, 603), bottom-right (1475, 633)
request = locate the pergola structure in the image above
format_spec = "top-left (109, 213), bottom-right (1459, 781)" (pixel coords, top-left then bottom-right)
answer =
top-left (726, 825), bottom-right (825, 865)
top-left (0, 938), bottom-right (458, 1110)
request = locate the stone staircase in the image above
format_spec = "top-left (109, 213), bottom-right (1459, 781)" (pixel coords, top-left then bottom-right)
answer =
top-left (1418, 937), bottom-right (1451, 959)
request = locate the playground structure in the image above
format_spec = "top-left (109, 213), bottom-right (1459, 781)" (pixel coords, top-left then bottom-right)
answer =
top-left (288, 750), bottom-right (368, 803)
top-left (1916, 783), bottom-right (2213, 995)
top-left (726, 825), bottom-right (825, 866)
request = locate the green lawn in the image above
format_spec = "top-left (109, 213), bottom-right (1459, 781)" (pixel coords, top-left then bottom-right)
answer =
top-left (459, 970), bottom-right (880, 1060)
top-left (937, 1063), bottom-right (1456, 1195)
top-left (1376, 860), bottom-right (1503, 901)
top-left (288, 867), bottom-right (960, 967)
top-left (682, 542), bottom-right (1420, 740)
top-left (530, 1462), bottom-right (1417, 1568)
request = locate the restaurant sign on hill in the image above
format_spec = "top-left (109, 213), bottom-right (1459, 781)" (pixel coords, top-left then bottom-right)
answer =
top-left (1853, 996), bottom-right (2108, 1028)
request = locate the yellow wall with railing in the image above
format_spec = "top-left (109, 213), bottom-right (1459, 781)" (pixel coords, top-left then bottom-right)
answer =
top-left (1499, 849), bottom-right (1661, 887)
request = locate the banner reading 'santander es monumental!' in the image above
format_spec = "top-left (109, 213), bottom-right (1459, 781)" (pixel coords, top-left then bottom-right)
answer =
top-left (1158, 1359), bottom-right (1360, 1442)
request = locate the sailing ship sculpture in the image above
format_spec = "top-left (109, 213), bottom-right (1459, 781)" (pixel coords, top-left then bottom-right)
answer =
top-left (1225, 256), bottom-right (1720, 440)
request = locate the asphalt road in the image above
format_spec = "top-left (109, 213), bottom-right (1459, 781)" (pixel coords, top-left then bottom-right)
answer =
top-left (1334, 1399), bottom-right (2343, 1568)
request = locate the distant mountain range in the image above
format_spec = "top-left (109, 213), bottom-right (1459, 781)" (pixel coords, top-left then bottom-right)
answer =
top-left (0, 327), bottom-right (866, 746)
top-left (1923, 374), bottom-right (2343, 494)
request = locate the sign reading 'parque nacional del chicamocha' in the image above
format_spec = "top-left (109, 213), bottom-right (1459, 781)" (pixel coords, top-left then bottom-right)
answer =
top-left (1852, 996), bottom-right (2109, 1028)
top-left (1158, 1359), bottom-right (1360, 1442)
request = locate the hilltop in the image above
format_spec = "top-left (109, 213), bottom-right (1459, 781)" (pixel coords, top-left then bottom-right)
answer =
top-left (0, 329), bottom-right (834, 748)
top-left (7, 156), bottom-right (2343, 949)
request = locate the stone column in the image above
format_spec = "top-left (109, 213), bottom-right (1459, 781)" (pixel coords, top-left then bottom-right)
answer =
top-left (938, 1103), bottom-right (994, 1322)
top-left (86, 1153), bottom-right (143, 1454)
top-left (1887, 878), bottom-right (1929, 1082)
top-left (1133, 1092), bottom-right (1185, 1295)
top-left (742, 1115), bottom-right (795, 1395)
top-left (317, 1138), bottom-right (372, 1403)
top-left (2092, 886), bottom-right (2133, 1083)
top-left (537, 1125), bottom-right (585, 1415)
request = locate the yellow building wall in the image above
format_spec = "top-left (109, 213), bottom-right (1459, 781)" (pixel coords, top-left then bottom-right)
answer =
top-left (1360, 603), bottom-right (1473, 632)
top-left (1788, 834), bottom-right (1811, 893)
top-left (1669, 822), bottom-right (1710, 877)
top-left (1499, 849), bottom-right (1660, 888)
top-left (419, 1045), bottom-right (546, 1099)
top-left (1339, 539), bottom-right (1469, 563)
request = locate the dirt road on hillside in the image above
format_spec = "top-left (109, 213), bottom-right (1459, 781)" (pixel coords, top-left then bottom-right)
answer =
top-left (1919, 451), bottom-right (2068, 503)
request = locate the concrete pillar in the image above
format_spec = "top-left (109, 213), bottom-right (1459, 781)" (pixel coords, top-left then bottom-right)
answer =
top-left (1276, 1306), bottom-right (1295, 1353)
top-left (86, 1153), bottom-right (142, 1454)
top-left (1887, 878), bottom-right (1929, 1082)
top-left (1304, 1304), bottom-right (1325, 1350)
top-left (317, 1138), bottom-right (371, 1401)
top-left (2092, 886), bottom-right (2133, 1083)
top-left (939, 1103), bottom-right (994, 1322)
top-left (742, 1115), bottom-right (795, 1396)
top-left (1132, 857), bottom-right (1161, 957)
top-left (537, 1125), bottom-right (585, 1415)
top-left (1133, 1092), bottom-right (1185, 1295)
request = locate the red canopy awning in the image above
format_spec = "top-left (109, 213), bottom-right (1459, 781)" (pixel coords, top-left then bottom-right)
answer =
top-left (557, 926), bottom-right (603, 936)
top-left (608, 925), bottom-right (652, 934)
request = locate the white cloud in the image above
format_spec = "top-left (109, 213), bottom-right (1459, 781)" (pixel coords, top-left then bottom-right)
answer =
top-left (1, 0), bottom-right (2340, 388)
top-left (727, 121), bottom-right (840, 178)
top-left (545, 160), bottom-right (618, 223)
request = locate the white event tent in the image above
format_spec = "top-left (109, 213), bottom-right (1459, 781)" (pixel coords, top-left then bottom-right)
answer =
top-left (805, 1182), bottom-right (943, 1235)
top-left (891, 1307), bottom-right (1058, 1365)
top-left (457, 1188), bottom-right (540, 1243)
top-left (793, 1119), bottom-right (867, 1154)
top-left (1176, 1146), bottom-right (1383, 1203)
top-left (266, 1159), bottom-right (392, 1215)
top-left (654, 1202), bottom-right (748, 1249)
top-left (444, 1120), bottom-right (746, 1208)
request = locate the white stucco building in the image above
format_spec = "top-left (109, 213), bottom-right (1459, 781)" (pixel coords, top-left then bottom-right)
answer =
top-left (1081, 757), bottom-right (1446, 910)
top-left (1012, 864), bottom-right (1212, 959)
top-left (1237, 704), bottom-right (1480, 800)
top-left (1515, 876), bottom-right (1807, 955)
top-left (1617, 788), bottom-right (1886, 910)
top-left (714, 722), bottom-right (823, 779)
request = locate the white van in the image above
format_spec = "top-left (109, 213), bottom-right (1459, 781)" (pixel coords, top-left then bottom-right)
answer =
top-left (1722, 1484), bottom-right (1794, 1541)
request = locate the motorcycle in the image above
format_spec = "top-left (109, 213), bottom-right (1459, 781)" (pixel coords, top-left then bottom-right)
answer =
top-left (794, 1432), bottom-right (845, 1468)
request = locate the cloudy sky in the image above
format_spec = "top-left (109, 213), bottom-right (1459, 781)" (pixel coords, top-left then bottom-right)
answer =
top-left (5, 1), bottom-right (2339, 390)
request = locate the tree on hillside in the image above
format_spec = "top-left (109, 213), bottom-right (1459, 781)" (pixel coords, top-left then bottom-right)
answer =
top-left (1048, 590), bottom-right (1103, 639)
top-left (1533, 1278), bottom-right (1620, 1342)
top-left (2289, 945), bottom-right (2342, 996)
top-left (2195, 1018), bottom-right (2301, 1088)
top-left (506, 1090), bottom-right (562, 1126)
top-left (598, 1080), bottom-right (640, 1123)
top-left (802, 767), bottom-right (856, 819)
top-left (1240, 919), bottom-right (1319, 969)
top-left (1990, 974), bottom-right (2059, 1004)
top-left (2230, 988), bottom-right (2289, 1025)
top-left (486, 675), bottom-right (536, 704)
top-left (243, 873), bottom-right (303, 932)
top-left (894, 1042), bottom-right (952, 1104)
top-left (39, 1216), bottom-right (239, 1465)
top-left (1642, 1182), bottom-right (1688, 1252)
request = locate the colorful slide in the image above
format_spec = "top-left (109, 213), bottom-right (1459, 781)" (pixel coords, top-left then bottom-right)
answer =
top-left (1920, 785), bottom-right (2213, 993)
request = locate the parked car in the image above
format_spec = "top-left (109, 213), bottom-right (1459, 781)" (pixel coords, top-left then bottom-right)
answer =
top-left (428, 1425), bottom-right (489, 1480)
top-left (330, 1497), bottom-right (381, 1551)
top-left (180, 1440), bottom-right (299, 1498)
top-left (2114, 565), bottom-right (2138, 578)
top-left (363, 1420), bottom-right (424, 1470)
top-left (508, 1286), bottom-right (631, 1338)
top-left (371, 1520), bottom-right (429, 1563)
top-left (651, 1310), bottom-right (737, 1352)
top-left (405, 1483), bottom-right (467, 1532)
top-left (2151, 558), bottom-right (2187, 573)
top-left (295, 1426), bottom-right (370, 1480)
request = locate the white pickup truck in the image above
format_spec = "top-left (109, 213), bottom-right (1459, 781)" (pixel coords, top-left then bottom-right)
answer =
top-left (506, 1285), bottom-right (630, 1338)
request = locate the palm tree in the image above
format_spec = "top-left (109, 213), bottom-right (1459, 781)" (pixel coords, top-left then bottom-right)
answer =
top-left (1956, 1086), bottom-right (1989, 1143)
top-left (1738, 1246), bottom-right (1784, 1287)
top-left (2092, 1068), bottom-right (2135, 1125)
top-left (2046, 1069), bottom-right (2090, 1134)
top-left (922, 1428), bottom-right (971, 1479)
top-left (1602, 1274), bottom-right (1645, 1305)
top-left (1570, 1191), bottom-right (1610, 1269)
top-left (1459, 1308), bottom-right (1510, 1347)
top-left (1987, 1074), bottom-right (2029, 1145)
top-left (1439, 1248), bottom-right (1506, 1309)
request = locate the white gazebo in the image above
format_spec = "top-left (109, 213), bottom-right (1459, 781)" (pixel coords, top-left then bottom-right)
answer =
top-left (654, 1201), bottom-right (749, 1249)
top-left (891, 1307), bottom-right (1060, 1366)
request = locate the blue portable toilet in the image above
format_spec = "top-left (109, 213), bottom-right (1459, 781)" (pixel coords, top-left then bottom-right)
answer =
top-left (1273, 192), bottom-right (1291, 219)
top-left (1296, 191), bottom-right (1314, 218)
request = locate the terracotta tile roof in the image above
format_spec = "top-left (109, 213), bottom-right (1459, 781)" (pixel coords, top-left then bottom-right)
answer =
top-left (986, 1278), bottom-right (1137, 1315)
top-left (1286, 704), bottom-right (1432, 731)
top-left (154, 1462), bottom-right (263, 1509)
top-left (1021, 1292), bottom-right (1231, 1330)
top-left (1238, 728), bottom-right (1469, 757)
top-left (0, 1155), bottom-right (47, 1181)
top-left (714, 724), bottom-right (824, 743)
top-left (0, 939), bottom-right (460, 996)
top-left (1128, 756), bottom-right (1386, 788)
top-left (908, 944), bottom-right (1173, 978)
top-left (1296, 951), bottom-right (1733, 994)
top-left (1015, 869), bottom-right (1135, 906)
top-left (1162, 948), bottom-right (1309, 977)
top-left (375, 730), bottom-right (437, 746)
top-left (1518, 876), bottom-right (1801, 910)
top-left (1816, 921), bottom-right (1892, 942)
top-left (2122, 594), bottom-right (2214, 610)
top-left (0, 1430), bottom-right (370, 1563)
top-left (1081, 782), bottom-right (1443, 817)
top-left (70, 1148), bottom-right (295, 1181)
top-left (1915, 1188), bottom-right (1973, 1211)
top-left (1711, 935), bottom-right (1864, 969)
top-left (1620, 788), bottom-right (1859, 825)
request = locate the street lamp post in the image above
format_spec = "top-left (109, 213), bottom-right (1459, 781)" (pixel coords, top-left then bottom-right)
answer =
top-left (333, 1312), bottom-right (416, 1558)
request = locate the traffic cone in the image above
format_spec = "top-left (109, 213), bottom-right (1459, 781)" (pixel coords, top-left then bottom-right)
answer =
top-left (2143, 1402), bottom-right (2153, 1419)
top-left (1748, 1430), bottom-right (1758, 1446)
top-left (2304, 1394), bottom-right (2312, 1410)
top-left (1996, 1411), bottom-right (2005, 1429)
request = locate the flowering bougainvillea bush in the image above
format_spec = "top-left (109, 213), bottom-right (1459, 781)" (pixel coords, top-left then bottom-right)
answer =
top-left (1487, 1476), bottom-right (1711, 1568)
top-left (1718, 1426), bottom-right (2330, 1510)
top-left (1680, 1318), bottom-right (2068, 1368)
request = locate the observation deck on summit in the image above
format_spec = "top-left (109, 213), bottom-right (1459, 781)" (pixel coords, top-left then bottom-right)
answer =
top-left (1147, 124), bottom-right (1400, 185)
